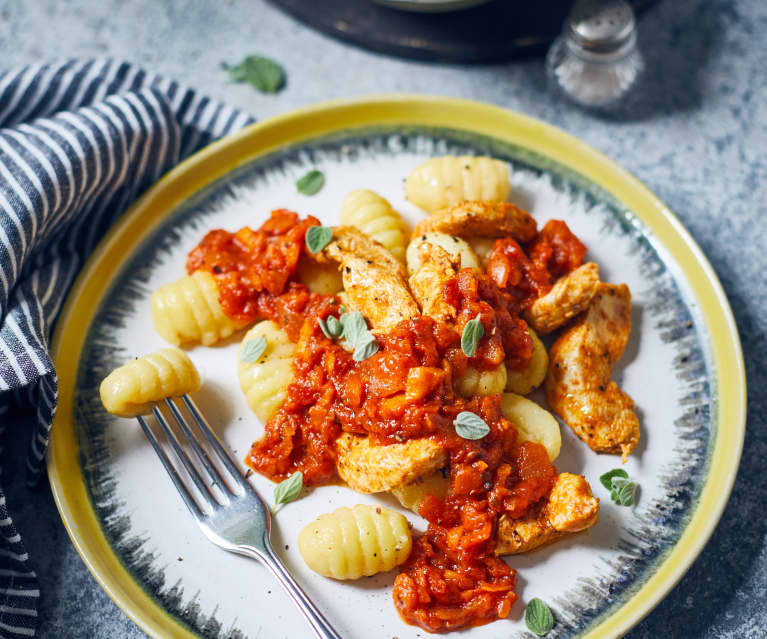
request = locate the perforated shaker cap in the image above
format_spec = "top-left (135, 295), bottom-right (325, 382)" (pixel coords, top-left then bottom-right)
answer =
top-left (568, 0), bottom-right (636, 53)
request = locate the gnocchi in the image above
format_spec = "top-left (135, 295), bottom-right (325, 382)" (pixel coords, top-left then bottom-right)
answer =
top-left (296, 253), bottom-right (343, 295)
top-left (404, 155), bottom-right (510, 213)
top-left (405, 231), bottom-right (482, 276)
top-left (501, 392), bottom-right (561, 462)
top-left (99, 347), bottom-right (201, 417)
top-left (391, 472), bottom-right (449, 514)
top-left (151, 270), bottom-right (248, 346)
top-left (456, 364), bottom-right (508, 398)
top-left (505, 328), bottom-right (548, 395)
top-left (339, 189), bottom-right (409, 263)
top-left (298, 504), bottom-right (412, 579)
top-left (238, 321), bottom-right (295, 422)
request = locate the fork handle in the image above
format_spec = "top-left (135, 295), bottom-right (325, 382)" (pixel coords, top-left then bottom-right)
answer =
top-left (242, 542), bottom-right (343, 639)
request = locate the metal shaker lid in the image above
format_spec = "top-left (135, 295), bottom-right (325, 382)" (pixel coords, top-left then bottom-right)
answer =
top-left (568, 0), bottom-right (636, 53)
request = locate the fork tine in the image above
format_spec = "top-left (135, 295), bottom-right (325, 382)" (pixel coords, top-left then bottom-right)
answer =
top-left (137, 415), bottom-right (202, 518)
top-left (164, 398), bottom-right (231, 495)
top-left (181, 395), bottom-right (252, 491)
top-left (152, 405), bottom-right (220, 510)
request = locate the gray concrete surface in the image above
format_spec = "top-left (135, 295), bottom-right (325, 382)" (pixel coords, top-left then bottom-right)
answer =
top-left (0, 0), bottom-right (765, 637)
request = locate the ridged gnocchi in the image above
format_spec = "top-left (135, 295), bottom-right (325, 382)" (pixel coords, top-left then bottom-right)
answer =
top-left (501, 392), bottom-right (561, 462)
top-left (406, 231), bottom-right (482, 276)
top-left (151, 270), bottom-right (248, 346)
top-left (505, 328), bottom-right (548, 395)
top-left (238, 321), bottom-right (295, 422)
top-left (391, 472), bottom-right (449, 514)
top-left (298, 504), bottom-right (412, 580)
top-left (456, 364), bottom-right (507, 398)
top-left (296, 254), bottom-right (343, 295)
top-left (339, 189), bottom-right (410, 263)
top-left (99, 348), bottom-right (201, 417)
top-left (404, 156), bottom-right (510, 213)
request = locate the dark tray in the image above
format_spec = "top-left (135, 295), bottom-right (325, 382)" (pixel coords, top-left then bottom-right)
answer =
top-left (269, 0), bottom-right (656, 64)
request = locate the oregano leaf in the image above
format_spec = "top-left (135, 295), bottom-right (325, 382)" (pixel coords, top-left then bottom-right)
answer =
top-left (224, 55), bottom-right (285, 93)
top-left (317, 317), bottom-right (333, 339)
top-left (610, 477), bottom-right (637, 506)
top-left (599, 468), bottom-right (628, 491)
top-left (326, 315), bottom-right (343, 338)
top-left (305, 225), bottom-right (332, 253)
top-left (341, 310), bottom-right (367, 345)
top-left (240, 336), bottom-right (266, 363)
top-left (461, 314), bottom-right (485, 357)
top-left (353, 337), bottom-right (379, 362)
top-left (525, 598), bottom-right (554, 636)
top-left (453, 411), bottom-right (490, 440)
top-left (273, 471), bottom-right (303, 512)
top-left (296, 169), bottom-right (325, 195)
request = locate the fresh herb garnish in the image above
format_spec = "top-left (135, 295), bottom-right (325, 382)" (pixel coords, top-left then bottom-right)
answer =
top-left (461, 314), bottom-right (485, 357)
top-left (453, 411), bottom-right (490, 440)
top-left (223, 55), bottom-right (286, 93)
top-left (240, 336), bottom-right (267, 363)
top-left (600, 468), bottom-right (637, 506)
top-left (318, 315), bottom-right (344, 340)
top-left (305, 225), bottom-right (332, 253)
top-left (296, 169), bottom-right (325, 195)
top-left (353, 338), bottom-right (379, 362)
top-left (272, 471), bottom-right (303, 513)
top-left (610, 477), bottom-right (637, 506)
top-left (525, 598), bottom-right (554, 636)
top-left (599, 468), bottom-right (628, 491)
top-left (339, 310), bottom-right (379, 361)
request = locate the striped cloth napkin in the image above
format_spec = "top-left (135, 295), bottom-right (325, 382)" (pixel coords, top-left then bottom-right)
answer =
top-left (0, 59), bottom-right (253, 637)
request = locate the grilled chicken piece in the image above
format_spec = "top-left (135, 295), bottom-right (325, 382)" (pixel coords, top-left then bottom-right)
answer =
top-left (412, 200), bottom-right (538, 244)
top-left (496, 472), bottom-right (599, 555)
top-left (545, 283), bottom-right (640, 460)
top-left (335, 433), bottom-right (448, 494)
top-left (524, 262), bottom-right (600, 335)
top-left (408, 243), bottom-right (460, 325)
top-left (319, 226), bottom-right (420, 332)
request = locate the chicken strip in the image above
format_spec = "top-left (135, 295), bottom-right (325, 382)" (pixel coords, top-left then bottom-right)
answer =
top-left (318, 226), bottom-right (420, 332)
top-left (545, 283), bottom-right (640, 460)
top-left (496, 472), bottom-right (599, 555)
top-left (335, 433), bottom-right (448, 494)
top-left (412, 200), bottom-right (538, 244)
top-left (408, 242), bottom-right (460, 325)
top-left (524, 262), bottom-right (600, 335)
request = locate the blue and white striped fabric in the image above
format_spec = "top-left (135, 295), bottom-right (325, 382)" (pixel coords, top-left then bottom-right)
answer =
top-left (0, 58), bottom-right (254, 637)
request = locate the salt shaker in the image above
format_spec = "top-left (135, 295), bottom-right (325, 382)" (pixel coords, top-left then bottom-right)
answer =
top-left (546, 0), bottom-right (644, 109)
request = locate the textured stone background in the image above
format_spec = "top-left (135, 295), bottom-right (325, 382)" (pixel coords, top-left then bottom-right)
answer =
top-left (0, 0), bottom-right (764, 637)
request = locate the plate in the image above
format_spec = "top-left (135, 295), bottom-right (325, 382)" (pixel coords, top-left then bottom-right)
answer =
top-left (48, 96), bottom-right (745, 639)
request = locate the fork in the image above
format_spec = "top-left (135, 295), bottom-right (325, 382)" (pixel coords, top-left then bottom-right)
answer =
top-left (136, 395), bottom-right (342, 639)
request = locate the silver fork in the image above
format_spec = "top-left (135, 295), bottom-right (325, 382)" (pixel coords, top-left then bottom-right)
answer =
top-left (136, 395), bottom-right (342, 639)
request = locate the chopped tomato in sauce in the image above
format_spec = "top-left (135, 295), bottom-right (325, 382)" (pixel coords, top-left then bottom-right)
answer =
top-left (186, 210), bottom-right (585, 633)
top-left (526, 219), bottom-right (587, 281)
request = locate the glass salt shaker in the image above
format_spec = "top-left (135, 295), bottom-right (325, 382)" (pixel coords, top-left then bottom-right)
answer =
top-left (546, 0), bottom-right (644, 109)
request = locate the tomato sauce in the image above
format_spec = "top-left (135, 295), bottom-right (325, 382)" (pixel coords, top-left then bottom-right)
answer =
top-left (186, 210), bottom-right (584, 633)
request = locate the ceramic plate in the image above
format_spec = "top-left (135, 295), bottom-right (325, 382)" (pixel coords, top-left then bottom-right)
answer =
top-left (48, 97), bottom-right (745, 639)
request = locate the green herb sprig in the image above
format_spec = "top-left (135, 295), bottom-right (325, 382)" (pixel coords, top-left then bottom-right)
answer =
top-left (305, 225), bottom-right (332, 253)
top-left (599, 468), bottom-right (638, 506)
top-left (453, 411), bottom-right (490, 440)
top-left (240, 336), bottom-right (267, 363)
top-left (296, 170), bottom-right (325, 195)
top-left (461, 314), bottom-right (485, 357)
top-left (223, 55), bottom-right (285, 93)
top-left (272, 471), bottom-right (303, 514)
top-left (340, 310), bottom-right (379, 361)
top-left (525, 598), bottom-right (554, 636)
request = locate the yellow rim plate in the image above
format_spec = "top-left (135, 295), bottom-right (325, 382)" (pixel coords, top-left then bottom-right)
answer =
top-left (47, 96), bottom-right (746, 639)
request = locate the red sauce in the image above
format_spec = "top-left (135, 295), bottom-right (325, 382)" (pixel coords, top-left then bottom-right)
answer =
top-left (186, 210), bottom-right (582, 633)
top-left (527, 219), bottom-right (587, 281)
